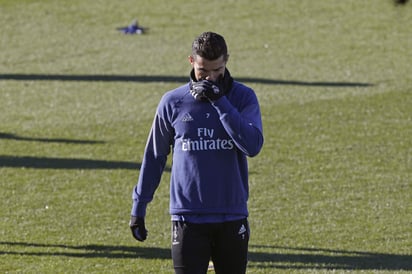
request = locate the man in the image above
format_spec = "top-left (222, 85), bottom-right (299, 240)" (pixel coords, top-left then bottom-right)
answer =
top-left (129, 31), bottom-right (264, 274)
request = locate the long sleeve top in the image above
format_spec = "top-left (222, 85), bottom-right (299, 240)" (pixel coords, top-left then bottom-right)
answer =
top-left (131, 80), bottom-right (264, 222)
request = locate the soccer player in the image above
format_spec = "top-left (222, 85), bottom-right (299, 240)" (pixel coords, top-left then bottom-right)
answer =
top-left (129, 31), bottom-right (264, 274)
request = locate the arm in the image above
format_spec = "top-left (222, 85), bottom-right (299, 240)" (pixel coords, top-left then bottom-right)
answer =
top-left (131, 139), bottom-right (167, 217)
top-left (211, 94), bottom-right (264, 157)
top-left (131, 109), bottom-right (173, 217)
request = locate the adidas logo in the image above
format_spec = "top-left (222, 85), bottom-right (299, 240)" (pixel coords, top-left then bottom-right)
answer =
top-left (238, 224), bottom-right (247, 235)
top-left (182, 113), bottom-right (194, 122)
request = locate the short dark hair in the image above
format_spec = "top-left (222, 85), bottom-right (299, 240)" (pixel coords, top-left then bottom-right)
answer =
top-left (192, 32), bottom-right (228, 61)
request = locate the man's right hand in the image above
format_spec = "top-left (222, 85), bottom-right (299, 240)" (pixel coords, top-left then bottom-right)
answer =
top-left (190, 80), bottom-right (224, 101)
top-left (130, 216), bottom-right (148, 242)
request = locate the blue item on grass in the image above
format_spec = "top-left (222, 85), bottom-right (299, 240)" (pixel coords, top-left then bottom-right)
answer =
top-left (117, 19), bottom-right (147, 34)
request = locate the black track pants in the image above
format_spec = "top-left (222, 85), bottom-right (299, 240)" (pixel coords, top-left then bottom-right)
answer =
top-left (171, 218), bottom-right (249, 274)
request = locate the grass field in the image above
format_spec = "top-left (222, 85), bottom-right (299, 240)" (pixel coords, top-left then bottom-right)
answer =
top-left (1, 0), bottom-right (411, 273)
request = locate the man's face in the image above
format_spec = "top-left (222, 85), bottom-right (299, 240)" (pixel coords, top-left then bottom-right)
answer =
top-left (189, 55), bottom-right (227, 82)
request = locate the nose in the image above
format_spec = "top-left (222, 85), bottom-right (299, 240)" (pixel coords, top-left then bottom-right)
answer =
top-left (205, 72), bottom-right (220, 82)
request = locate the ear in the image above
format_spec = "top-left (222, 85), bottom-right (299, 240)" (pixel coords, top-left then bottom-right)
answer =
top-left (188, 55), bottom-right (195, 66)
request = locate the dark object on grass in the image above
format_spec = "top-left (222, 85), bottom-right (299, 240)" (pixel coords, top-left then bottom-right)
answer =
top-left (117, 19), bottom-right (148, 34)
top-left (394, 0), bottom-right (409, 5)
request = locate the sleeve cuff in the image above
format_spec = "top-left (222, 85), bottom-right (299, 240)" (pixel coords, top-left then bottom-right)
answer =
top-left (131, 200), bottom-right (147, 217)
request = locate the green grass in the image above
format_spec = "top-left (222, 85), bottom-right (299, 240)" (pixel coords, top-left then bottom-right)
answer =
top-left (1, 0), bottom-right (411, 273)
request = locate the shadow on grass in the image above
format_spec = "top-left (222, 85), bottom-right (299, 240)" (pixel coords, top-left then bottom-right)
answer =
top-left (0, 132), bottom-right (105, 145)
top-left (1, 242), bottom-right (410, 270)
top-left (0, 155), bottom-right (141, 170)
top-left (248, 245), bottom-right (412, 271)
top-left (0, 133), bottom-right (153, 170)
top-left (0, 241), bottom-right (170, 259)
top-left (0, 73), bottom-right (373, 87)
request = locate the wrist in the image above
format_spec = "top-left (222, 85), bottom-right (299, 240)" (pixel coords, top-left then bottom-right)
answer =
top-left (131, 201), bottom-right (147, 218)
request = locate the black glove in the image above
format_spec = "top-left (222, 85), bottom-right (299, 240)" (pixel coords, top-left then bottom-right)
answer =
top-left (190, 80), bottom-right (224, 101)
top-left (129, 216), bottom-right (147, 242)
